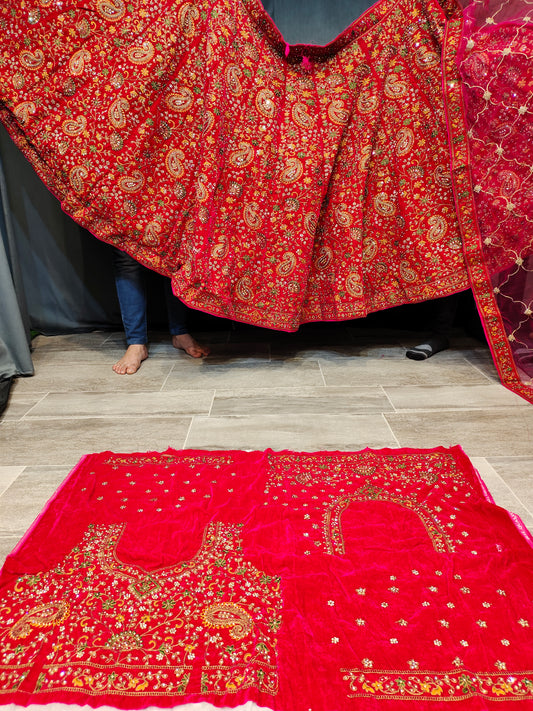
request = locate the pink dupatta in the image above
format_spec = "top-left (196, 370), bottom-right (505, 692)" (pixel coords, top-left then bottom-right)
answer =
top-left (454, 0), bottom-right (533, 399)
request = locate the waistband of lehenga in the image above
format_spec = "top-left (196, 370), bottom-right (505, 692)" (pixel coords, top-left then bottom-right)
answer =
top-left (239, 0), bottom-right (447, 61)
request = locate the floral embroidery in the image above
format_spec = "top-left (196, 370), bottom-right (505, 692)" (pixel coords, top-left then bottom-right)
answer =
top-left (341, 669), bottom-right (533, 700)
top-left (0, 447), bottom-right (531, 709)
top-left (8, 601), bottom-right (70, 640)
top-left (324, 485), bottom-right (455, 555)
top-left (0, 522), bottom-right (282, 697)
top-left (0, 0), bottom-right (470, 337)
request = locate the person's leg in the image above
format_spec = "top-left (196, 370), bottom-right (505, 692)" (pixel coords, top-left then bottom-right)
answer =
top-left (112, 249), bottom-right (149, 373)
top-left (406, 293), bottom-right (460, 360)
top-left (163, 279), bottom-right (210, 358)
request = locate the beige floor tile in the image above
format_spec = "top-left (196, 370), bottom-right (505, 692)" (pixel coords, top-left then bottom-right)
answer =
top-left (110, 339), bottom-right (268, 362)
top-left (0, 466), bottom-right (71, 536)
top-left (0, 391), bottom-right (46, 421)
top-left (320, 355), bottom-right (492, 387)
top-left (462, 352), bottom-right (500, 381)
top-left (485, 456), bottom-right (533, 515)
top-left (185, 413), bottom-right (398, 451)
top-left (0, 466), bottom-right (25, 496)
top-left (384, 384), bottom-right (527, 411)
top-left (210, 386), bottom-right (392, 416)
top-left (11, 360), bottom-right (175, 393)
top-left (164, 360), bottom-right (324, 390)
top-left (268, 328), bottom-right (392, 355)
top-left (0, 417), bottom-right (192, 466)
top-left (270, 344), bottom-right (405, 361)
top-left (0, 537), bottom-right (21, 567)
top-left (30, 346), bottom-right (129, 365)
top-left (229, 323), bottom-right (353, 344)
top-left (103, 330), bottom-right (232, 348)
top-left (31, 332), bottom-right (112, 350)
top-left (29, 340), bottom-right (251, 365)
top-left (196, 341), bottom-right (271, 363)
top-left (385, 408), bottom-right (533, 457)
top-left (470, 458), bottom-right (533, 534)
top-left (23, 390), bottom-right (214, 418)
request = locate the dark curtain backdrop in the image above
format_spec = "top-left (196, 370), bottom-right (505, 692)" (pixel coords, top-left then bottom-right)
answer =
top-left (0, 0), bottom-right (389, 384)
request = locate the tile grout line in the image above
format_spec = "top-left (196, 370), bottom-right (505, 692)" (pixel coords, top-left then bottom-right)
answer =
top-left (19, 393), bottom-right (49, 421)
top-left (159, 362), bottom-right (176, 392)
top-left (379, 385), bottom-right (398, 413)
top-left (0, 466), bottom-right (27, 497)
top-left (461, 356), bottom-right (498, 384)
top-left (472, 458), bottom-right (533, 520)
top-left (182, 416), bottom-right (196, 449)
top-left (207, 391), bottom-right (216, 417)
top-left (317, 360), bottom-right (327, 387)
top-left (380, 412), bottom-right (401, 447)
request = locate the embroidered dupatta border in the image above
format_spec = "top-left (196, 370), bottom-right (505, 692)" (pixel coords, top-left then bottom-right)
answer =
top-left (440, 1), bottom-right (533, 403)
top-left (341, 668), bottom-right (533, 701)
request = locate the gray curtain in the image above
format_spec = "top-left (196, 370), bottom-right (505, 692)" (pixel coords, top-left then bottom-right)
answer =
top-left (0, 125), bottom-right (121, 337)
top-left (0, 153), bottom-right (33, 380)
top-left (0, 0), bottom-right (378, 378)
top-left (262, 0), bottom-right (374, 44)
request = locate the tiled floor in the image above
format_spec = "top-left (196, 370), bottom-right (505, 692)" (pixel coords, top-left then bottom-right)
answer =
top-left (0, 322), bottom-right (532, 565)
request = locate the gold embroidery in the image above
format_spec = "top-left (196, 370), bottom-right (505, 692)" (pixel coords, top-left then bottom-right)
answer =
top-left (202, 602), bottom-right (254, 640)
top-left (13, 102), bottom-right (36, 126)
top-left (127, 42), bottom-right (155, 66)
top-left (1, 522), bottom-right (282, 697)
top-left (9, 601), bottom-right (70, 640)
top-left (19, 49), bottom-right (44, 70)
top-left (323, 483), bottom-right (455, 555)
top-left (95, 0), bottom-right (125, 22)
top-left (341, 668), bottom-right (533, 700)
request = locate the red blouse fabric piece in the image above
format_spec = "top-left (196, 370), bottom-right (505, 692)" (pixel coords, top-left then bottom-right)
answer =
top-left (0, 447), bottom-right (532, 710)
top-left (0, 0), bottom-right (532, 400)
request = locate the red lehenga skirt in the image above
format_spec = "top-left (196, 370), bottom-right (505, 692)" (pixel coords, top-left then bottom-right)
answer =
top-left (0, 0), bottom-right (531, 400)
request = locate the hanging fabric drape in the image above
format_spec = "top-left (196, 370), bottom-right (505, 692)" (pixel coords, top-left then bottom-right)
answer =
top-left (454, 0), bottom-right (533, 398)
top-left (0, 154), bottom-right (34, 384)
top-left (0, 0), bottom-right (531, 400)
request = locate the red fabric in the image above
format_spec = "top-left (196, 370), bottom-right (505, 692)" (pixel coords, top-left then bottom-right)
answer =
top-left (0, 0), bottom-right (532, 401)
top-left (1, 447), bottom-right (532, 710)
top-left (0, 0), bottom-right (469, 327)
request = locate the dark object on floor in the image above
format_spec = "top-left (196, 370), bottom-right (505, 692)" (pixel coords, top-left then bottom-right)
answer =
top-left (406, 337), bottom-right (450, 360)
top-left (0, 377), bottom-right (12, 415)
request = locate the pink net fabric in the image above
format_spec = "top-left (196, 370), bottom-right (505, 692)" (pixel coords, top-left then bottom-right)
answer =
top-left (457, 0), bottom-right (533, 393)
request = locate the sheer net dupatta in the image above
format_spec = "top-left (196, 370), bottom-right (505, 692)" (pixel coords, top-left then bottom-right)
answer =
top-left (456, 0), bottom-right (533, 401)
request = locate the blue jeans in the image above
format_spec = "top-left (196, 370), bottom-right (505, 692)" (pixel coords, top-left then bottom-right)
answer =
top-left (112, 249), bottom-right (188, 345)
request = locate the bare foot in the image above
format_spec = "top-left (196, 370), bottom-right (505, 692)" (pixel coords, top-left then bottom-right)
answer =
top-left (172, 333), bottom-right (210, 358)
top-left (112, 344), bottom-right (148, 374)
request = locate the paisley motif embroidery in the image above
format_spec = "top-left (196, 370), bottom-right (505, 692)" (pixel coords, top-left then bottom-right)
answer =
top-left (62, 116), bottom-right (87, 136)
top-left (96, 0), bottom-right (125, 22)
top-left (19, 49), bottom-right (44, 70)
top-left (202, 602), bottom-right (254, 640)
top-left (0, 521), bottom-right (282, 697)
top-left (9, 601), bottom-right (70, 640)
top-left (68, 49), bottom-right (91, 76)
top-left (13, 101), bottom-right (36, 126)
top-left (69, 166), bottom-right (88, 193)
top-left (3, 0), bottom-right (527, 400)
